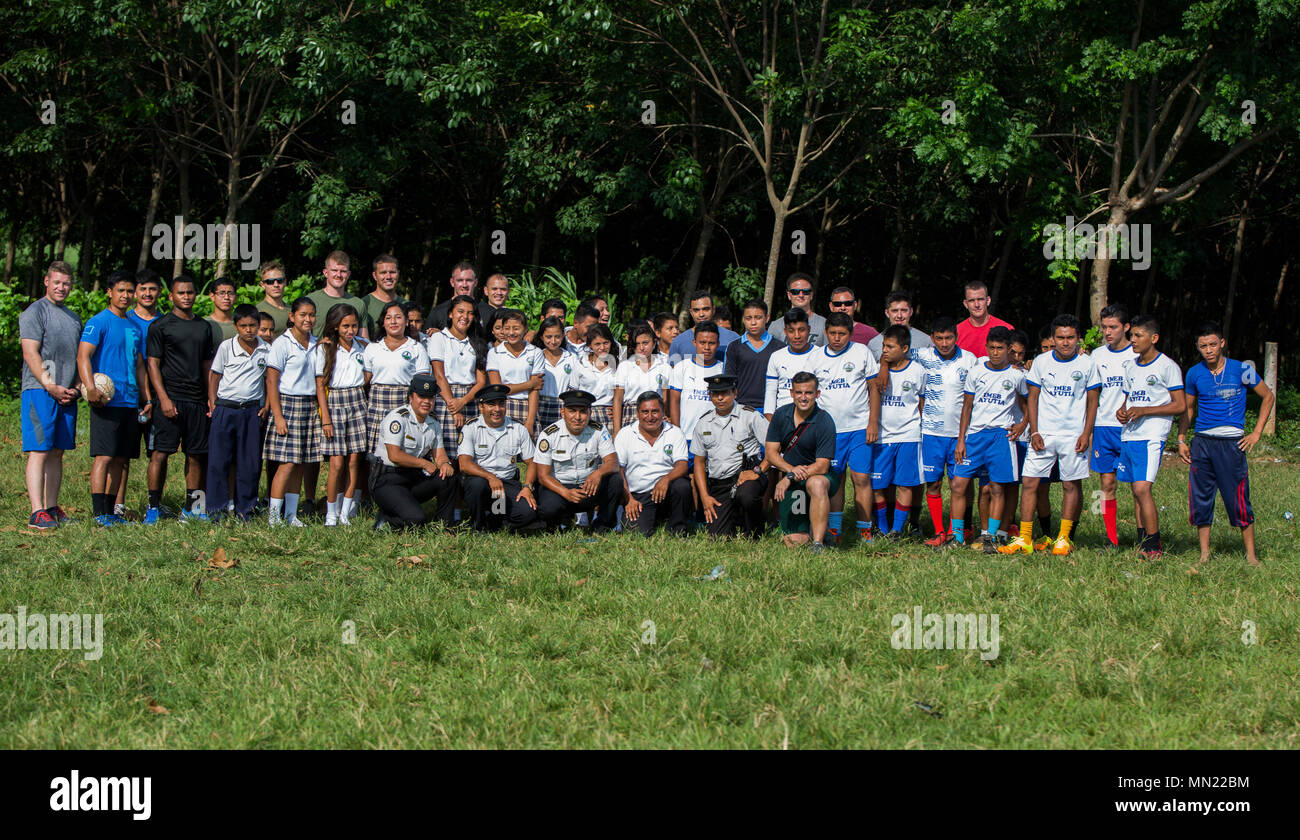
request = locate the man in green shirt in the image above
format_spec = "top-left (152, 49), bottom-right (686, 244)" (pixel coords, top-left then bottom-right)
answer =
top-left (305, 250), bottom-right (366, 339)
top-left (255, 259), bottom-right (291, 335)
top-left (206, 277), bottom-right (239, 346)
top-left (360, 254), bottom-right (402, 340)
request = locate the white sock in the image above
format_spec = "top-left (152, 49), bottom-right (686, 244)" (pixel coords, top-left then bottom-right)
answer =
top-left (325, 499), bottom-right (339, 525)
top-left (269, 498), bottom-right (284, 524)
top-left (343, 495), bottom-right (357, 517)
top-left (285, 492), bottom-right (300, 522)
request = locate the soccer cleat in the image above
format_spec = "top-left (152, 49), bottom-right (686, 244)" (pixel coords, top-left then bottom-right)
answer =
top-left (858, 527), bottom-right (873, 543)
top-left (809, 541), bottom-right (825, 553)
top-left (179, 509), bottom-right (211, 523)
top-left (143, 507), bottom-right (162, 525)
top-left (95, 514), bottom-right (126, 528)
top-left (981, 533), bottom-right (1002, 555)
top-left (1138, 546), bottom-right (1162, 561)
top-left (924, 531), bottom-right (953, 549)
top-left (1051, 536), bottom-right (1074, 556)
top-left (998, 535), bottom-right (1035, 555)
top-left (28, 510), bottom-right (58, 530)
top-left (1033, 535), bottom-right (1054, 551)
top-left (114, 503), bottom-right (127, 517)
top-left (826, 528), bottom-right (839, 546)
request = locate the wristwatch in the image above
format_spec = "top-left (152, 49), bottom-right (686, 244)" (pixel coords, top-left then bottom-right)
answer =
top-left (786, 471), bottom-right (797, 481)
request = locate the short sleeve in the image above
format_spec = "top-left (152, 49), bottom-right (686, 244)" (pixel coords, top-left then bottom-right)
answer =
top-left (534, 434), bottom-right (553, 467)
top-left (1016, 373), bottom-right (1029, 396)
top-left (813, 417), bottom-right (836, 460)
top-left (211, 340), bottom-right (231, 376)
top-left (614, 430), bottom-right (630, 466)
top-left (1165, 359), bottom-right (1185, 391)
top-left (518, 427), bottom-right (536, 460)
top-left (266, 337), bottom-right (289, 372)
top-left (18, 303), bottom-right (42, 343)
top-left (669, 429), bottom-right (687, 462)
top-left (414, 344), bottom-right (432, 375)
top-left (79, 316), bottom-right (101, 347)
top-left (146, 318), bottom-right (164, 359)
top-left (1184, 367), bottom-right (1200, 397)
top-left (486, 348), bottom-right (502, 373)
top-left (669, 361), bottom-right (685, 392)
top-left (1085, 359), bottom-right (1103, 390)
top-left (380, 413), bottom-right (405, 448)
top-left (529, 348), bottom-right (545, 378)
top-left (596, 429), bottom-right (615, 460)
top-left (750, 411), bottom-right (770, 444)
top-left (689, 434), bottom-right (706, 457)
top-left (312, 345), bottom-right (327, 377)
top-left (765, 412), bottom-right (783, 444)
top-left (425, 333), bottom-right (444, 364)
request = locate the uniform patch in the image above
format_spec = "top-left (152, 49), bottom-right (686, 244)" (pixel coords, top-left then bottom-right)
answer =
top-left (388, 420), bottom-right (402, 434)
top-left (538, 439), bottom-right (550, 452)
top-left (543, 424), bottom-right (559, 435)
top-left (458, 430), bottom-right (465, 445)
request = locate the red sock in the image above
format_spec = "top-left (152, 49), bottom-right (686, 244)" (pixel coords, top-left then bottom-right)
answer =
top-left (926, 493), bottom-right (945, 535)
top-left (1103, 498), bottom-right (1118, 545)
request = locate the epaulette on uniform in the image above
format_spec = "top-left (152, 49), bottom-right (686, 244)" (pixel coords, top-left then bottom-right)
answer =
top-left (742, 404), bottom-right (757, 412)
top-left (543, 423), bottom-right (559, 435)
top-left (588, 420), bottom-right (603, 429)
top-left (397, 406), bottom-right (411, 417)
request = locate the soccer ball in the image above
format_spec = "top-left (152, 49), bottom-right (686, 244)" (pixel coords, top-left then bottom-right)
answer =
top-left (80, 372), bottom-right (116, 402)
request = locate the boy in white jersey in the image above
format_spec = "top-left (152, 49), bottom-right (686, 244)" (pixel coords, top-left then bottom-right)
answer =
top-left (867, 325), bottom-right (927, 537)
top-left (1089, 304), bottom-right (1138, 547)
top-left (915, 316), bottom-right (977, 548)
top-left (668, 321), bottom-right (724, 446)
top-left (763, 308), bottom-right (820, 417)
top-left (814, 313), bottom-right (881, 544)
top-left (1003, 314), bottom-right (1100, 555)
top-left (1116, 315), bottom-right (1185, 558)
top-left (949, 327), bottom-right (1027, 553)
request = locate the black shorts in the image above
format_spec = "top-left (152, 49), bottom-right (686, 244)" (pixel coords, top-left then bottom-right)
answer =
top-left (152, 399), bottom-right (211, 455)
top-left (89, 406), bottom-right (142, 459)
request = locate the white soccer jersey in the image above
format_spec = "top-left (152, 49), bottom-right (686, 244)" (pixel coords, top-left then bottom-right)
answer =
top-left (764, 344), bottom-right (821, 415)
top-left (916, 346), bottom-right (977, 437)
top-left (614, 356), bottom-right (672, 403)
top-left (266, 331), bottom-right (318, 396)
top-left (964, 362), bottom-right (1029, 433)
top-left (312, 337), bottom-right (367, 389)
top-left (615, 421), bottom-right (688, 494)
top-left (575, 356), bottom-right (617, 405)
top-left (1121, 352), bottom-right (1184, 442)
top-left (1027, 350), bottom-right (1101, 437)
top-left (486, 343), bottom-right (545, 400)
top-left (427, 330), bottom-right (479, 384)
top-left (669, 358), bottom-right (723, 440)
top-left (813, 342), bottom-right (878, 433)
top-left (540, 349), bottom-right (582, 397)
top-left (878, 360), bottom-right (927, 443)
top-left (1092, 343), bottom-right (1137, 428)
top-left (364, 336), bottom-right (431, 385)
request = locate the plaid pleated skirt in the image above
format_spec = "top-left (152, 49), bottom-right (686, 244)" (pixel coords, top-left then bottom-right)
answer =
top-left (434, 382), bottom-right (479, 456)
top-left (365, 383), bottom-right (409, 452)
top-left (620, 400), bottom-right (637, 428)
top-left (589, 404), bottom-right (614, 428)
top-left (504, 397), bottom-right (532, 427)
top-left (322, 386), bottom-right (368, 456)
top-left (263, 394), bottom-right (321, 463)
top-left (537, 395), bottom-right (561, 431)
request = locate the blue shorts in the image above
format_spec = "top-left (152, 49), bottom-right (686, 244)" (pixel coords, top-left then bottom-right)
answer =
top-left (921, 434), bottom-right (959, 482)
top-left (1117, 439), bottom-right (1163, 483)
top-left (1090, 425), bottom-right (1122, 473)
top-left (832, 430), bottom-right (871, 475)
top-left (1189, 435), bottom-right (1253, 527)
top-left (955, 428), bottom-right (1020, 484)
top-left (21, 389), bottom-right (77, 452)
top-left (869, 441), bottom-right (922, 487)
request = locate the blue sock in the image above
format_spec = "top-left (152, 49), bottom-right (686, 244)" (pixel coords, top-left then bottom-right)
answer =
top-left (856, 520), bottom-right (871, 533)
top-left (952, 518), bottom-right (966, 543)
top-left (988, 518), bottom-right (1001, 538)
top-left (891, 507), bottom-right (908, 533)
top-left (828, 511), bottom-right (842, 533)
top-left (875, 503), bottom-right (889, 532)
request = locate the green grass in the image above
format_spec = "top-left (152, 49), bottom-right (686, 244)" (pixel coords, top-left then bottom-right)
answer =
top-left (1, 400), bottom-right (1298, 748)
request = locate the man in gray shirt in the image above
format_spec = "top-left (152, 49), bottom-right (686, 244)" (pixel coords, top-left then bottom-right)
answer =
top-left (768, 272), bottom-right (828, 348)
top-left (866, 290), bottom-right (933, 361)
top-left (19, 261), bottom-right (83, 529)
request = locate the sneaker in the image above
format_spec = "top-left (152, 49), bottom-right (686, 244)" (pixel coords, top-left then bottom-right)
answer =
top-left (858, 527), bottom-right (873, 543)
top-left (179, 509), bottom-right (211, 523)
top-left (969, 534), bottom-right (988, 550)
top-left (285, 516), bottom-right (306, 528)
top-left (45, 506), bottom-right (73, 525)
top-left (826, 528), bottom-right (840, 546)
top-left (95, 514), bottom-right (127, 528)
top-left (156, 504), bottom-right (177, 519)
top-left (923, 531), bottom-right (952, 548)
top-left (143, 507), bottom-right (162, 525)
top-left (999, 535), bottom-right (1035, 555)
top-left (1051, 536), bottom-right (1074, 556)
top-left (373, 513), bottom-right (390, 533)
top-left (1138, 545), bottom-right (1163, 561)
top-left (324, 514), bottom-right (339, 527)
top-left (981, 533), bottom-right (1000, 554)
top-left (809, 541), bottom-right (825, 553)
top-left (1033, 535), bottom-right (1054, 551)
top-left (28, 510), bottom-right (58, 530)
top-left (113, 503), bottom-right (128, 517)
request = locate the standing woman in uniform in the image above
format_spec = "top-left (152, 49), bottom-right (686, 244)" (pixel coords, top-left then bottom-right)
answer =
top-left (264, 297), bottom-right (320, 527)
top-left (612, 323), bottom-right (672, 436)
top-left (578, 324), bottom-right (619, 428)
top-left (363, 301), bottom-right (431, 455)
top-left (427, 294), bottom-right (488, 458)
top-left (487, 308), bottom-right (545, 435)
top-left (315, 303), bottom-right (368, 526)
top-left (532, 315), bottom-right (580, 434)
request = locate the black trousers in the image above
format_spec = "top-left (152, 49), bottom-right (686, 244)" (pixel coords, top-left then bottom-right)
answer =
top-left (630, 476), bottom-right (693, 536)
top-left (461, 474), bottom-right (541, 532)
top-left (705, 471), bottom-right (768, 539)
top-left (536, 472), bottom-right (625, 531)
top-left (371, 465), bottom-right (456, 530)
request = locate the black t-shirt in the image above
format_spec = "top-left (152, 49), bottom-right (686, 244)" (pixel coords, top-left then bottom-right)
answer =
top-left (146, 312), bottom-right (215, 402)
top-left (428, 299), bottom-right (495, 331)
top-left (765, 403), bottom-right (836, 467)
top-left (724, 333), bottom-right (785, 410)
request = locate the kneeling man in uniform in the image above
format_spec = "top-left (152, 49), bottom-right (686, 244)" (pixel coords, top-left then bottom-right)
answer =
top-left (534, 389), bottom-right (624, 532)
top-left (691, 374), bottom-right (770, 538)
top-left (458, 383), bottom-right (542, 532)
top-left (371, 374), bottom-right (457, 530)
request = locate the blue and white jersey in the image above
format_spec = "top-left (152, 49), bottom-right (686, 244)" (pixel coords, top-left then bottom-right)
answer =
top-left (1121, 352), bottom-right (1183, 442)
top-left (1027, 350), bottom-right (1101, 438)
top-left (670, 358), bottom-right (723, 440)
top-left (1091, 343), bottom-right (1136, 429)
top-left (915, 346), bottom-right (977, 437)
top-left (813, 342), bottom-right (878, 433)
top-left (878, 361), bottom-right (927, 443)
top-left (764, 344), bottom-right (821, 415)
top-left (964, 362), bottom-right (1028, 434)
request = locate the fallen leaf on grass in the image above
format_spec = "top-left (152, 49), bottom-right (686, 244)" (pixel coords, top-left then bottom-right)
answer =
top-left (397, 555), bottom-right (425, 567)
top-left (205, 547), bottom-right (238, 569)
top-left (935, 664), bottom-right (948, 672)
top-left (146, 698), bottom-right (170, 715)
top-left (573, 578), bottom-right (588, 586)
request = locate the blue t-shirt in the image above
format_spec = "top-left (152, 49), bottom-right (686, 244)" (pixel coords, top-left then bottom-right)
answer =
top-left (128, 310), bottom-right (159, 346)
top-left (668, 326), bottom-right (741, 366)
top-left (1185, 359), bottom-right (1253, 434)
top-left (80, 310), bottom-right (145, 408)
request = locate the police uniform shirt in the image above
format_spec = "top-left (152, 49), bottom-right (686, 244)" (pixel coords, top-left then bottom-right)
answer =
top-left (312, 337), bottom-right (367, 389)
top-left (614, 422), bottom-right (688, 494)
top-left (427, 330), bottom-right (478, 384)
top-left (459, 416), bottom-right (535, 480)
top-left (534, 421), bottom-right (615, 485)
top-left (486, 343), bottom-right (546, 400)
top-left (364, 336), bottom-right (431, 385)
top-left (267, 331), bottom-right (319, 396)
top-left (212, 336), bottom-right (272, 403)
top-left (689, 405), bottom-right (769, 479)
top-left (374, 405), bottom-right (443, 466)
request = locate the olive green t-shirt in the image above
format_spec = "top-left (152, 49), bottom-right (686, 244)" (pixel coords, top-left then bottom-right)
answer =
top-left (305, 290), bottom-right (367, 337)
top-left (256, 299), bottom-right (290, 336)
top-left (360, 292), bottom-right (404, 340)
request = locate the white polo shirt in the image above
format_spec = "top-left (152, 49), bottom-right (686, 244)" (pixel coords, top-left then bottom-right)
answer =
top-left (487, 343), bottom-right (545, 400)
top-left (458, 416), bottom-right (535, 479)
top-left (615, 421), bottom-right (688, 494)
top-left (267, 331), bottom-right (318, 396)
top-left (614, 356), bottom-right (673, 404)
top-left (427, 330), bottom-right (479, 385)
top-left (364, 336), bottom-right (431, 386)
top-left (212, 336), bottom-right (271, 403)
top-left (313, 337), bottom-right (367, 389)
top-left (576, 356), bottom-right (617, 406)
top-left (541, 349), bottom-right (583, 398)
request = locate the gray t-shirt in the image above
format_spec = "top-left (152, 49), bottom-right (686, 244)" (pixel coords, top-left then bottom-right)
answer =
top-left (769, 312), bottom-right (827, 347)
top-left (19, 297), bottom-right (82, 391)
top-left (867, 326), bottom-right (933, 362)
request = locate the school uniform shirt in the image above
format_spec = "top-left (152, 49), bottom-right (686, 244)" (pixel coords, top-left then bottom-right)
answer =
top-left (670, 357), bottom-right (724, 440)
top-left (615, 421), bottom-right (688, 494)
top-left (1185, 359), bottom-right (1252, 436)
top-left (1027, 350), bottom-right (1101, 438)
top-left (614, 356), bottom-right (673, 403)
top-left (374, 405), bottom-right (442, 466)
top-left (364, 337), bottom-right (431, 386)
top-left (914, 346), bottom-right (977, 438)
top-left (866, 327), bottom-right (933, 362)
top-left (267, 332), bottom-right (319, 396)
top-left (80, 309), bottom-right (145, 408)
top-left (1092, 343), bottom-right (1137, 429)
top-left (535, 421), bottom-right (615, 485)
top-left (964, 362), bottom-right (1029, 433)
top-left (211, 336), bottom-right (271, 403)
top-left (576, 356), bottom-right (617, 406)
top-left (1120, 353), bottom-right (1184, 442)
top-left (540, 349), bottom-right (583, 398)
top-left (690, 405), bottom-right (769, 479)
top-left (427, 330), bottom-right (479, 385)
top-left (764, 343), bottom-right (821, 416)
top-left (724, 332), bottom-right (784, 410)
top-left (312, 337), bottom-right (367, 389)
top-left (877, 360), bottom-right (927, 443)
top-left (813, 342), bottom-right (879, 433)
top-left (487, 343), bottom-right (546, 400)
top-left (458, 416), bottom-right (535, 479)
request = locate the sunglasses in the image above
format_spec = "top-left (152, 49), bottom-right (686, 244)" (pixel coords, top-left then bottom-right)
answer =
top-left (263, 277), bottom-right (286, 285)
top-left (788, 288), bottom-right (813, 296)
top-left (829, 300), bottom-right (855, 307)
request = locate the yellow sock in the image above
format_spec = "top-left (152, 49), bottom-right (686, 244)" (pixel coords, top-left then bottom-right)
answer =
top-left (1058, 519), bottom-right (1073, 541)
top-left (1020, 521), bottom-right (1033, 542)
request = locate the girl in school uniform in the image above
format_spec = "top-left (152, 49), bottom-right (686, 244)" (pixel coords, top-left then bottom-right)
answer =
top-left (577, 323), bottom-right (619, 428)
top-left (314, 303), bottom-right (368, 526)
top-left (486, 308), bottom-right (545, 434)
top-left (531, 315), bottom-right (581, 431)
top-left (264, 297), bottom-right (321, 527)
top-left (363, 301), bottom-right (431, 453)
top-left (653, 312), bottom-right (680, 358)
top-left (427, 295), bottom-right (488, 457)
top-left (612, 323), bottom-right (672, 435)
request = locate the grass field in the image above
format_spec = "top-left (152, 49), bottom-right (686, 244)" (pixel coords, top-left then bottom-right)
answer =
top-left (1, 400), bottom-right (1298, 749)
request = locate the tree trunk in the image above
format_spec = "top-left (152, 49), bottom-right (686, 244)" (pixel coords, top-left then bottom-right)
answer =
top-left (1088, 206), bottom-right (1128, 325)
top-left (79, 188), bottom-right (101, 289)
top-left (3, 231), bottom-right (14, 284)
top-left (679, 212), bottom-right (718, 322)
top-left (890, 213), bottom-right (907, 291)
top-left (138, 152), bottom-right (168, 270)
top-left (1272, 260), bottom-right (1288, 312)
top-left (990, 228), bottom-right (1014, 309)
top-left (1223, 204), bottom-right (1248, 345)
top-left (174, 150), bottom-right (192, 279)
top-left (1074, 257), bottom-right (1089, 321)
top-left (215, 153), bottom-right (242, 279)
top-left (762, 207), bottom-right (789, 310)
